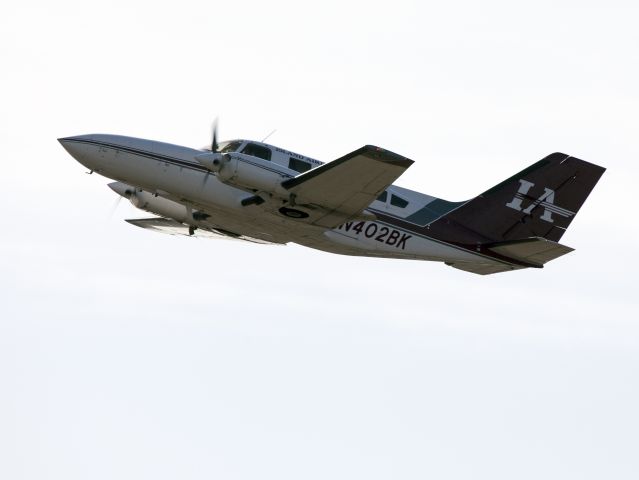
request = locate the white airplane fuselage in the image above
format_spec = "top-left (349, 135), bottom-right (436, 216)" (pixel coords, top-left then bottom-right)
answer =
top-left (59, 134), bottom-right (483, 265)
top-left (59, 133), bottom-right (605, 274)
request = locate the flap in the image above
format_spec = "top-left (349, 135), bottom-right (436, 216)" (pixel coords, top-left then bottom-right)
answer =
top-left (125, 217), bottom-right (280, 245)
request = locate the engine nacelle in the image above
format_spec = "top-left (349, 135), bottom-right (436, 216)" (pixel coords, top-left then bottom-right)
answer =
top-left (209, 153), bottom-right (289, 197)
top-left (128, 189), bottom-right (191, 222)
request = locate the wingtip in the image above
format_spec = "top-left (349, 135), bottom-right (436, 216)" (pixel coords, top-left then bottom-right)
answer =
top-left (363, 145), bottom-right (414, 168)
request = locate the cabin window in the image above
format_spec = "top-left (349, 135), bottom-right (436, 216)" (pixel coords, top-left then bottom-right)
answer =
top-left (219, 141), bottom-right (242, 153)
top-left (289, 157), bottom-right (312, 173)
top-left (390, 194), bottom-right (408, 208)
top-left (242, 143), bottom-right (272, 161)
top-left (376, 191), bottom-right (388, 203)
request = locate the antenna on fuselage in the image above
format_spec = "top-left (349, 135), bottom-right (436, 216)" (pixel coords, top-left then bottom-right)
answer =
top-left (261, 129), bottom-right (277, 143)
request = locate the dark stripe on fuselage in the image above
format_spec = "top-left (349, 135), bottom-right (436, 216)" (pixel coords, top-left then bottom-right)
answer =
top-left (64, 138), bottom-right (295, 178)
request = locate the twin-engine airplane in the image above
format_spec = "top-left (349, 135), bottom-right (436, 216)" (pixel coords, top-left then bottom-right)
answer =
top-left (59, 125), bottom-right (605, 275)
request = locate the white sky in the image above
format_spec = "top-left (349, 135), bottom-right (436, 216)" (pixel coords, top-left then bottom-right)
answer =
top-left (1, 1), bottom-right (638, 479)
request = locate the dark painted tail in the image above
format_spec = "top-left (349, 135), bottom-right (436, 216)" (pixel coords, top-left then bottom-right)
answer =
top-left (432, 153), bottom-right (605, 243)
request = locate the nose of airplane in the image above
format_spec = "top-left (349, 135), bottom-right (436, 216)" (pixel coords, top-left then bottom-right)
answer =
top-left (58, 136), bottom-right (83, 157)
top-left (58, 134), bottom-right (102, 172)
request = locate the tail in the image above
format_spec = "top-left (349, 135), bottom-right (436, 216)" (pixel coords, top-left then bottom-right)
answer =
top-left (433, 152), bottom-right (605, 244)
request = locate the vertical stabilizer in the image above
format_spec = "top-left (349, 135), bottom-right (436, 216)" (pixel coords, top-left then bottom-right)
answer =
top-left (431, 153), bottom-right (605, 243)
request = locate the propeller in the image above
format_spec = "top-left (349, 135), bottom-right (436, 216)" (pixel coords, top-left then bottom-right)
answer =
top-left (201, 118), bottom-right (220, 186)
top-left (108, 195), bottom-right (123, 220)
top-left (211, 118), bottom-right (219, 153)
top-left (202, 169), bottom-right (211, 187)
top-left (107, 182), bottom-right (136, 219)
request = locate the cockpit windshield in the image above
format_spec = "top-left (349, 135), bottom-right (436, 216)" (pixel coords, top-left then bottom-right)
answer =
top-left (218, 140), bottom-right (243, 153)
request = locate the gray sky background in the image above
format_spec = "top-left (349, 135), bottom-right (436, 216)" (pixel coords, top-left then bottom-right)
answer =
top-left (1, 1), bottom-right (638, 479)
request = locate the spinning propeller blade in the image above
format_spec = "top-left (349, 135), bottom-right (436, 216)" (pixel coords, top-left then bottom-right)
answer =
top-left (211, 118), bottom-right (219, 153)
top-left (200, 118), bottom-right (222, 186)
top-left (108, 195), bottom-right (123, 220)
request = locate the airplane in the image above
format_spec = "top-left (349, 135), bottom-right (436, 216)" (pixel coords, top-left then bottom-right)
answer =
top-left (58, 125), bottom-right (605, 275)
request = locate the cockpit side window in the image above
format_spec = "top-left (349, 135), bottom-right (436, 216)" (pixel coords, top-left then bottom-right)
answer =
top-left (241, 143), bottom-right (272, 161)
top-left (289, 157), bottom-right (312, 173)
top-left (376, 191), bottom-right (388, 203)
top-left (390, 194), bottom-right (408, 208)
top-left (219, 141), bottom-right (242, 153)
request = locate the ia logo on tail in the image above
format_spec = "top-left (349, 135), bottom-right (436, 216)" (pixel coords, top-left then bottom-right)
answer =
top-left (506, 179), bottom-right (576, 223)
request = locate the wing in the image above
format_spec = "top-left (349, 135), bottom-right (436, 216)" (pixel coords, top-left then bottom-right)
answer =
top-left (280, 145), bottom-right (414, 228)
top-left (125, 218), bottom-right (281, 245)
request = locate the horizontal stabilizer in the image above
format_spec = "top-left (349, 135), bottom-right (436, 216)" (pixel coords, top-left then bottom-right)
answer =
top-left (445, 262), bottom-right (522, 275)
top-left (486, 237), bottom-right (573, 266)
top-left (446, 237), bottom-right (573, 275)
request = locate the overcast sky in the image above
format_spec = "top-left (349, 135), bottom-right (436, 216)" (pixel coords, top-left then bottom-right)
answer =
top-left (1, 1), bottom-right (638, 479)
